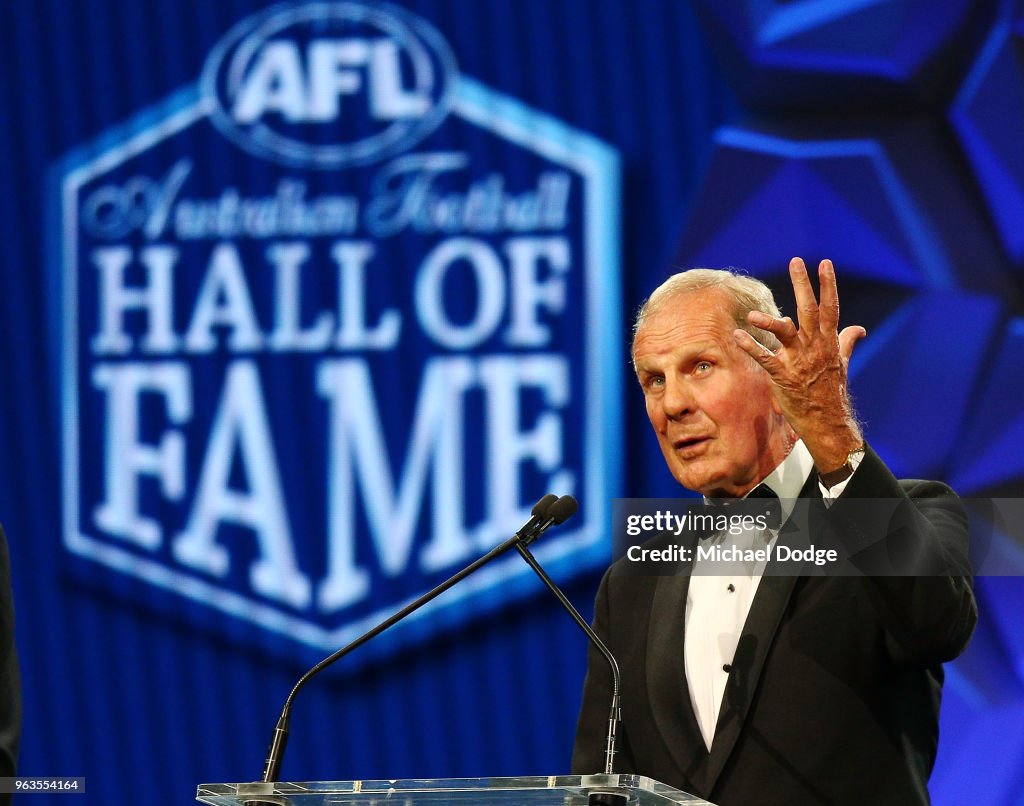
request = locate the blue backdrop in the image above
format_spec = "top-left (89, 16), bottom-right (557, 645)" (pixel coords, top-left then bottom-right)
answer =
top-left (1, 1), bottom-right (1023, 804)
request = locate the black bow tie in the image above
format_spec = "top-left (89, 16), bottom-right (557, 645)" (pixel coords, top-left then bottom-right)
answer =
top-left (747, 484), bottom-right (782, 530)
top-left (702, 484), bottom-right (782, 535)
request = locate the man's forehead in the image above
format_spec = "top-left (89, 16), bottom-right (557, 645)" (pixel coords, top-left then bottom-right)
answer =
top-left (634, 289), bottom-right (736, 350)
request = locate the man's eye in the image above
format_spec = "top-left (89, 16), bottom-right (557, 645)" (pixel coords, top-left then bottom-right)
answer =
top-left (695, 361), bottom-right (712, 373)
top-left (646, 376), bottom-right (665, 389)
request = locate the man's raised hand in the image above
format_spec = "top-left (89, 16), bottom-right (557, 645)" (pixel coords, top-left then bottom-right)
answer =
top-left (733, 257), bottom-right (866, 473)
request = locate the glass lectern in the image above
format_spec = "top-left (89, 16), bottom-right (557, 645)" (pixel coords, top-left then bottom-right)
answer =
top-left (197, 774), bottom-right (717, 805)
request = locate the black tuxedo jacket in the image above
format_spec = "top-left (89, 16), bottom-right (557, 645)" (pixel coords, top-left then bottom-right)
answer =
top-left (572, 446), bottom-right (976, 806)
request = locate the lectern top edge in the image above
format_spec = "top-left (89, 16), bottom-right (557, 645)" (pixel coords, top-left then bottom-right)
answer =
top-left (197, 774), bottom-right (717, 805)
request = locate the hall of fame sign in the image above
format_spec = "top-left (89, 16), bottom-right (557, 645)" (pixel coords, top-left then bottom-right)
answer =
top-left (52, 1), bottom-right (620, 657)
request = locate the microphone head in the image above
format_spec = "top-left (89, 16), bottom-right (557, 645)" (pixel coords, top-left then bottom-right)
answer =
top-left (531, 493), bottom-right (559, 517)
top-left (548, 495), bottom-right (579, 525)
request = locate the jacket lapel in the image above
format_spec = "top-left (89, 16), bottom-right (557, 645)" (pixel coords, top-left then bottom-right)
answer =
top-left (646, 525), bottom-right (708, 786)
top-left (702, 474), bottom-right (824, 793)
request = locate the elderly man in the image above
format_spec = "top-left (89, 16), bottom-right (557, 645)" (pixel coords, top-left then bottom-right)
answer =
top-left (572, 259), bottom-right (976, 805)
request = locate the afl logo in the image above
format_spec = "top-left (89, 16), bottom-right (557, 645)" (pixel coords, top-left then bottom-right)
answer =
top-left (201, 1), bottom-right (458, 168)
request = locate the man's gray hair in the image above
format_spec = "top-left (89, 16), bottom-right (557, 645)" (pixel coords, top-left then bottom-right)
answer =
top-left (632, 268), bottom-right (783, 356)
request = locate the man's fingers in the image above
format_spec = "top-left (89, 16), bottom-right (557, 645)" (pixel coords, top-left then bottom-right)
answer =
top-left (747, 311), bottom-right (798, 344)
top-left (818, 259), bottom-right (840, 333)
top-left (733, 328), bottom-right (782, 373)
top-left (838, 325), bottom-right (867, 363)
top-left (789, 256), bottom-right (820, 330)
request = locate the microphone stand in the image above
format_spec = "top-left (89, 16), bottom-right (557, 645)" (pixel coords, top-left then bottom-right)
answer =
top-left (513, 540), bottom-right (627, 806)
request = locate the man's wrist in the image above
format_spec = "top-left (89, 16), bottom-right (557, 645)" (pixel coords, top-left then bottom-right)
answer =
top-left (818, 443), bottom-right (866, 489)
top-left (803, 423), bottom-right (863, 477)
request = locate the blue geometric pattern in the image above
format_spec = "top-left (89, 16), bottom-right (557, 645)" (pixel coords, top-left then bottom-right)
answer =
top-left (953, 319), bottom-right (1024, 494)
top-left (845, 291), bottom-right (1002, 479)
top-left (692, 0), bottom-right (980, 107)
top-left (677, 128), bottom-right (954, 287)
top-left (934, 575), bottom-right (1024, 803)
top-left (952, 5), bottom-right (1024, 266)
top-left (675, 124), bottom-right (1012, 296)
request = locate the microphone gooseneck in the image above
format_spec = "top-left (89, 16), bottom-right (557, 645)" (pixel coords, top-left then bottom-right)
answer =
top-left (510, 495), bottom-right (627, 805)
top-left (259, 493), bottom-right (564, 784)
top-left (510, 496), bottom-right (622, 776)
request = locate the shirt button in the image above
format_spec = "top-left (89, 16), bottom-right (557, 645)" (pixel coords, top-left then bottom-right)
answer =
top-left (727, 583), bottom-right (735, 592)
top-left (723, 664), bottom-right (733, 673)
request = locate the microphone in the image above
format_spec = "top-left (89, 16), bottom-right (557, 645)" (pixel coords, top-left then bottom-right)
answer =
top-left (519, 494), bottom-right (578, 546)
top-left (517, 493), bottom-right (559, 541)
top-left (510, 496), bottom-right (627, 806)
top-left (258, 493), bottom-right (563, 786)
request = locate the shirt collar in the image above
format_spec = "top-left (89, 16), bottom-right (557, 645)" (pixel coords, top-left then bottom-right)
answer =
top-left (752, 439), bottom-right (814, 524)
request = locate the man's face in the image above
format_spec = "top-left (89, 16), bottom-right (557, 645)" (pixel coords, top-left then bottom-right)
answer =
top-left (632, 288), bottom-right (788, 498)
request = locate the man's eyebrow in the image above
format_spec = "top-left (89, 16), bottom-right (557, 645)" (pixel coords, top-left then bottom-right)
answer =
top-left (639, 343), bottom-right (722, 366)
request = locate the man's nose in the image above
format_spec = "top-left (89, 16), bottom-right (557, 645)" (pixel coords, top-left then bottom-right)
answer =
top-left (662, 377), bottom-right (696, 419)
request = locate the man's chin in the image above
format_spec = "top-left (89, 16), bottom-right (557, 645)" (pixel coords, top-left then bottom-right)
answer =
top-left (671, 465), bottom-right (718, 495)
top-left (672, 467), bottom-right (750, 498)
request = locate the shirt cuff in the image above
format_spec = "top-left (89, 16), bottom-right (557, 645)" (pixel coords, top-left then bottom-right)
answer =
top-left (818, 450), bottom-right (864, 501)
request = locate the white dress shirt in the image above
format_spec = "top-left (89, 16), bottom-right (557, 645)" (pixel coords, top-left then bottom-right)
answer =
top-left (683, 440), bottom-right (859, 750)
